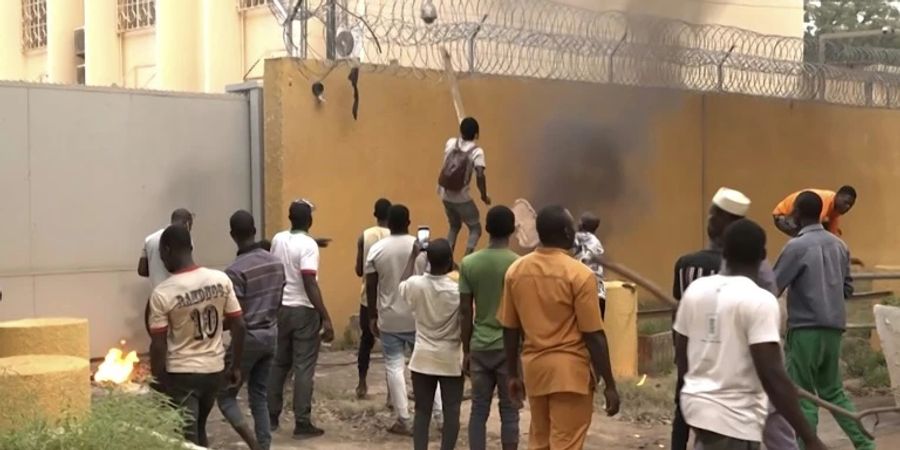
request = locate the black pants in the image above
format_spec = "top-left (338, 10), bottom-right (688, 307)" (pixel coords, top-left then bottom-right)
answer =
top-left (411, 371), bottom-right (464, 450)
top-left (358, 304), bottom-right (376, 378)
top-left (672, 373), bottom-right (689, 450)
top-left (167, 371), bottom-right (224, 447)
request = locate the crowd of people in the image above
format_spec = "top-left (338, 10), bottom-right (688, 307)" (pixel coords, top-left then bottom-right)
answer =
top-left (138, 114), bottom-right (870, 450)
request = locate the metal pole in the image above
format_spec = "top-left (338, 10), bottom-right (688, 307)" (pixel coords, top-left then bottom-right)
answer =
top-left (716, 45), bottom-right (736, 92)
top-left (467, 15), bottom-right (488, 73)
top-left (325, 0), bottom-right (337, 60)
top-left (608, 30), bottom-right (627, 83)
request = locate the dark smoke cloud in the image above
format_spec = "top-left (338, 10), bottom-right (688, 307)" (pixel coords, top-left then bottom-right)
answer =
top-left (525, 1), bottom-right (709, 237)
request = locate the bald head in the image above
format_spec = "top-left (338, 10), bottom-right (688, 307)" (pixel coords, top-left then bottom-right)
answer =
top-left (537, 205), bottom-right (576, 249)
top-left (171, 208), bottom-right (194, 231)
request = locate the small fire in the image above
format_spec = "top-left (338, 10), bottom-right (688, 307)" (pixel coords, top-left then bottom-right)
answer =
top-left (95, 340), bottom-right (139, 384)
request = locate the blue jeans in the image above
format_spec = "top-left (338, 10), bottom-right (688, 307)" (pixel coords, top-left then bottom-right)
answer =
top-left (382, 332), bottom-right (417, 421)
top-left (382, 331), bottom-right (442, 422)
top-left (218, 332), bottom-right (275, 449)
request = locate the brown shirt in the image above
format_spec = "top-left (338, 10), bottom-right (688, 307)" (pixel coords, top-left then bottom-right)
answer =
top-left (497, 248), bottom-right (604, 397)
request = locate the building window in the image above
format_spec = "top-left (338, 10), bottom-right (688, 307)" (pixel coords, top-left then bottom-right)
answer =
top-left (118, 0), bottom-right (155, 32)
top-left (237, 0), bottom-right (270, 11)
top-left (22, 0), bottom-right (47, 51)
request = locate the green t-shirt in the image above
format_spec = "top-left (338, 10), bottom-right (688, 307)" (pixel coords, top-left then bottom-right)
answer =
top-left (459, 248), bottom-right (519, 351)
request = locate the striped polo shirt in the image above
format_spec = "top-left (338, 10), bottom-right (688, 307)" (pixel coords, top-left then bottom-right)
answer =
top-left (225, 247), bottom-right (286, 344)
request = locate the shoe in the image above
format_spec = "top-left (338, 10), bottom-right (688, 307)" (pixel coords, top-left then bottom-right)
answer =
top-left (356, 382), bottom-right (368, 399)
top-left (293, 422), bottom-right (325, 439)
top-left (387, 418), bottom-right (413, 436)
top-left (269, 414), bottom-right (279, 432)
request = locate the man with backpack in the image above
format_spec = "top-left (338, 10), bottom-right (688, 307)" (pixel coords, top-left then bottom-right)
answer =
top-left (438, 117), bottom-right (491, 255)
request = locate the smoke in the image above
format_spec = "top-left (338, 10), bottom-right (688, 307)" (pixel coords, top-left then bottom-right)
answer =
top-left (525, 0), bottom-right (709, 236)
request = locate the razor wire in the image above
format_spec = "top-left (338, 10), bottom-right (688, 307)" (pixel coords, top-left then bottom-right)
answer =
top-left (270, 0), bottom-right (900, 109)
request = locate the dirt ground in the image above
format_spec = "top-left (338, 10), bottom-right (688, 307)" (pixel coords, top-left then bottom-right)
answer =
top-left (205, 350), bottom-right (900, 449)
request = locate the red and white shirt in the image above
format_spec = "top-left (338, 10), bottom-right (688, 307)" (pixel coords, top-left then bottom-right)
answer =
top-left (270, 230), bottom-right (320, 309)
top-left (149, 266), bottom-right (242, 374)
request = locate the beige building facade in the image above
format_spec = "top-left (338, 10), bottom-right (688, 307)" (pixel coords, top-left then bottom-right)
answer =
top-left (0, 0), bottom-right (803, 93)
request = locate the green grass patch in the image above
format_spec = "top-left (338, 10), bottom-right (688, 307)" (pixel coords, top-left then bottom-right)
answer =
top-left (607, 374), bottom-right (675, 424)
top-left (0, 389), bottom-right (187, 450)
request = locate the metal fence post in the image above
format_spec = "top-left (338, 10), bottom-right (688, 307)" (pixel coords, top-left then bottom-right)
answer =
top-left (716, 45), bottom-right (736, 92)
top-left (468, 15), bottom-right (489, 73)
top-left (608, 30), bottom-right (628, 84)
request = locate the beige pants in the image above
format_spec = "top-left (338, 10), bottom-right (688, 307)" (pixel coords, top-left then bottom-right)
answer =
top-left (528, 391), bottom-right (594, 450)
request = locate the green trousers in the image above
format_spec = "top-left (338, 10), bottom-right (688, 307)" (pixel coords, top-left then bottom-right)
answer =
top-left (785, 328), bottom-right (875, 450)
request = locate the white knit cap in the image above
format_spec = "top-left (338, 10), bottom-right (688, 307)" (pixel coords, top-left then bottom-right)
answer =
top-left (712, 187), bottom-right (751, 217)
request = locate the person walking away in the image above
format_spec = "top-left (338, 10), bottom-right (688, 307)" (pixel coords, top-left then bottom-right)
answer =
top-left (139, 208), bottom-right (194, 333)
top-left (460, 205), bottom-right (520, 450)
top-left (671, 188), bottom-right (796, 450)
top-left (148, 225), bottom-right (247, 447)
top-left (498, 205), bottom-right (620, 450)
top-left (366, 205), bottom-right (442, 434)
top-left (774, 191), bottom-right (874, 450)
top-left (355, 198), bottom-right (392, 399)
top-left (216, 211), bottom-right (285, 450)
top-left (572, 212), bottom-right (607, 318)
top-left (438, 117), bottom-right (491, 255)
top-left (402, 239), bottom-right (464, 450)
top-left (268, 201), bottom-right (335, 439)
top-left (772, 186), bottom-right (856, 237)
top-left (674, 219), bottom-right (825, 450)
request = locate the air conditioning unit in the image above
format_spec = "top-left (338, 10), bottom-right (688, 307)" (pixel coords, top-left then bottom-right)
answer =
top-left (74, 27), bottom-right (85, 59)
top-left (76, 64), bottom-right (86, 85)
top-left (334, 26), bottom-right (363, 60)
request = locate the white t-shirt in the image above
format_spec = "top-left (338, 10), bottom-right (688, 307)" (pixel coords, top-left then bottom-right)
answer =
top-left (404, 274), bottom-right (463, 376)
top-left (148, 267), bottom-right (242, 374)
top-left (438, 138), bottom-right (486, 204)
top-left (365, 234), bottom-right (417, 333)
top-left (142, 228), bottom-right (171, 289)
top-left (270, 230), bottom-right (319, 309)
top-left (360, 226), bottom-right (391, 306)
top-left (673, 274), bottom-right (781, 442)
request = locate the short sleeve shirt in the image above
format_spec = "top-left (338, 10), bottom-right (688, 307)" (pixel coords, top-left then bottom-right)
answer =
top-left (148, 267), bottom-right (242, 374)
top-left (497, 248), bottom-right (604, 397)
top-left (365, 235), bottom-right (418, 333)
top-left (142, 228), bottom-right (171, 289)
top-left (772, 189), bottom-right (841, 235)
top-left (673, 275), bottom-right (781, 442)
top-left (439, 138), bottom-right (486, 204)
top-left (270, 230), bottom-right (319, 308)
top-left (404, 274), bottom-right (463, 376)
top-left (458, 248), bottom-right (519, 351)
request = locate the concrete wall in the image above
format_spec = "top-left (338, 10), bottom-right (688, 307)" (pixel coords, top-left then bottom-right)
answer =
top-left (0, 82), bottom-right (252, 357)
top-left (264, 58), bottom-right (705, 335)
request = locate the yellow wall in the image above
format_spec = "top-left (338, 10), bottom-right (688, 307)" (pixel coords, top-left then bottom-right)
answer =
top-left (702, 94), bottom-right (900, 268)
top-left (24, 52), bottom-right (48, 82)
top-left (264, 58), bottom-right (705, 333)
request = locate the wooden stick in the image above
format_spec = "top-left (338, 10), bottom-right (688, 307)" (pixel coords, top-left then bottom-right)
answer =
top-left (598, 257), bottom-right (900, 439)
top-left (441, 47), bottom-right (466, 123)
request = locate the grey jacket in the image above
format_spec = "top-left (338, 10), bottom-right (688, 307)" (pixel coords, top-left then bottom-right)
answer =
top-left (774, 224), bottom-right (852, 330)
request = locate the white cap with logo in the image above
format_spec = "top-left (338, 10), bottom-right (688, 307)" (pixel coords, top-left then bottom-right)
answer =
top-left (712, 187), bottom-right (751, 217)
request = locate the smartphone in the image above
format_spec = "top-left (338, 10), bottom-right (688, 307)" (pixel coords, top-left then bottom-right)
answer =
top-left (417, 226), bottom-right (431, 247)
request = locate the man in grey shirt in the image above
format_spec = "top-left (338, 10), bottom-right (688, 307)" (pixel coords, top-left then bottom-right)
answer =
top-left (774, 191), bottom-right (874, 450)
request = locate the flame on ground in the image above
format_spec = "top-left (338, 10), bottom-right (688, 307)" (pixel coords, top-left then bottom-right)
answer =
top-left (95, 346), bottom-right (139, 384)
